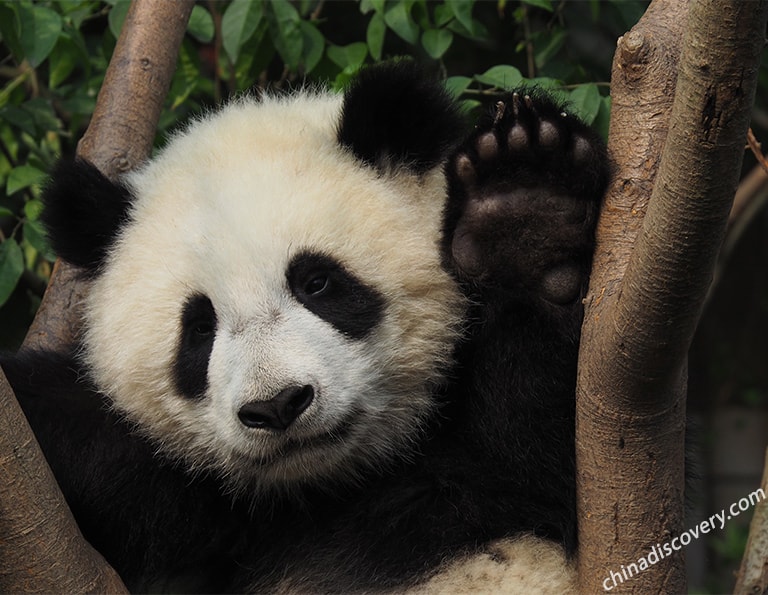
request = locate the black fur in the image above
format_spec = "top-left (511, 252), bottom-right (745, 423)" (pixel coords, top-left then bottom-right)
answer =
top-left (0, 350), bottom-right (247, 593)
top-left (287, 250), bottom-right (386, 340)
top-left (337, 61), bottom-right (467, 173)
top-left (40, 159), bottom-right (133, 273)
top-left (174, 294), bottom-right (217, 400)
top-left (2, 63), bottom-right (609, 592)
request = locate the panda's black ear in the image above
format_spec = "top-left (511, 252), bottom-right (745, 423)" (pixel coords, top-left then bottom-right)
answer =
top-left (40, 159), bottom-right (133, 273)
top-left (337, 61), bottom-right (467, 174)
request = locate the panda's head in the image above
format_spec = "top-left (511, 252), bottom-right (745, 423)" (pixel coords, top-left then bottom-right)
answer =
top-left (42, 63), bottom-right (468, 493)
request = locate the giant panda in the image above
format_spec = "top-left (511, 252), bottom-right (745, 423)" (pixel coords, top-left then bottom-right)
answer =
top-left (1, 61), bottom-right (607, 593)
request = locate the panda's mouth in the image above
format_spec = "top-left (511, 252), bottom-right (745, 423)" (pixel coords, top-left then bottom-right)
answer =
top-left (250, 416), bottom-right (356, 467)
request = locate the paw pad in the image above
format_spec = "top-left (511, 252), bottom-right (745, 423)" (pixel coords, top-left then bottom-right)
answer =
top-left (446, 91), bottom-right (608, 303)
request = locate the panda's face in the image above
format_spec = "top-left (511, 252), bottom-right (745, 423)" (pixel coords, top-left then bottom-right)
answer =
top-left (80, 94), bottom-right (465, 491)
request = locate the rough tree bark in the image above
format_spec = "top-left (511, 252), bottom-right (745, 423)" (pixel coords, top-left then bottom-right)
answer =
top-left (734, 448), bottom-right (768, 594)
top-left (576, 1), bottom-right (768, 593)
top-left (0, 0), bottom-right (193, 591)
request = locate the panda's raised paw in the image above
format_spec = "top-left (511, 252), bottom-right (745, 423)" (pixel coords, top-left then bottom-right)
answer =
top-left (445, 91), bottom-right (608, 305)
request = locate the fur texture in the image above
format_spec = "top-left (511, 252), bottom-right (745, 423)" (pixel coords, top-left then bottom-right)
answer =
top-left (79, 87), bottom-right (466, 491)
top-left (2, 62), bottom-right (608, 592)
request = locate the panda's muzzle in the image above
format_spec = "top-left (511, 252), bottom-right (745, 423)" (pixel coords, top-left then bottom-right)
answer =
top-left (237, 385), bottom-right (315, 431)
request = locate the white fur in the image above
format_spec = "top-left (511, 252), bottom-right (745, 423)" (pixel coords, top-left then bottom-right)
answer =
top-left (81, 91), bottom-right (465, 491)
top-left (267, 535), bottom-right (577, 594)
top-left (412, 535), bottom-right (577, 594)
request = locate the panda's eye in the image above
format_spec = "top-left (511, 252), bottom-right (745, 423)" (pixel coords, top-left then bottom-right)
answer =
top-left (179, 295), bottom-right (217, 347)
top-left (305, 274), bottom-right (329, 296)
top-left (193, 321), bottom-right (214, 337)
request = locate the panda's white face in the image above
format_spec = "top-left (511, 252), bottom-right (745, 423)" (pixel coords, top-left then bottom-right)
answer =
top-left (80, 93), bottom-right (465, 492)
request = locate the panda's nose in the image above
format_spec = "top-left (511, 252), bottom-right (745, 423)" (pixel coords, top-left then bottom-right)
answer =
top-left (238, 385), bottom-right (315, 431)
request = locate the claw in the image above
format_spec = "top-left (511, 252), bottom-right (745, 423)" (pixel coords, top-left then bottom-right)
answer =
top-left (493, 101), bottom-right (506, 125)
top-left (511, 92), bottom-right (520, 117)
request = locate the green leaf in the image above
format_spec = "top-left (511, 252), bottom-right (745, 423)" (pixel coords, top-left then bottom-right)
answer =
top-left (0, 3), bottom-right (23, 62)
top-left (107, 1), bottom-right (130, 40)
top-left (458, 98), bottom-right (482, 114)
top-left (592, 95), bottom-right (611, 140)
top-left (59, 88), bottom-right (97, 116)
top-left (444, 75), bottom-right (472, 99)
top-left (7, 166), bottom-right (46, 196)
top-left (534, 29), bottom-right (566, 70)
top-left (0, 106), bottom-right (36, 136)
top-left (411, 1), bottom-right (431, 31)
top-left (299, 21), bottom-right (325, 73)
top-left (474, 65), bottom-right (523, 89)
top-left (568, 83), bottom-right (602, 125)
top-left (232, 21), bottom-right (272, 91)
top-left (23, 219), bottom-right (53, 261)
top-left (22, 98), bottom-right (61, 135)
top-left (446, 13), bottom-right (489, 41)
top-left (222, 0), bottom-right (264, 64)
top-left (384, 1), bottom-right (419, 45)
top-left (0, 207), bottom-right (15, 218)
top-left (168, 41), bottom-right (198, 111)
top-left (187, 5), bottom-right (214, 43)
top-left (49, 34), bottom-right (80, 89)
top-left (445, 0), bottom-right (475, 35)
top-left (18, 4), bottom-right (63, 68)
top-left (421, 28), bottom-right (453, 59)
top-left (331, 69), bottom-right (358, 93)
top-left (366, 11), bottom-right (386, 61)
top-left (0, 239), bottom-right (24, 307)
top-left (362, 0), bottom-right (386, 14)
top-left (267, 0), bottom-right (303, 70)
top-left (327, 43), bottom-right (368, 70)
top-left (433, 4), bottom-right (454, 27)
top-left (522, 0), bottom-right (553, 11)
top-left (23, 199), bottom-right (44, 221)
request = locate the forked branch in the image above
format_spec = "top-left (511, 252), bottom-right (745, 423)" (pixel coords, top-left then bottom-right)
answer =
top-left (576, 0), bottom-right (768, 592)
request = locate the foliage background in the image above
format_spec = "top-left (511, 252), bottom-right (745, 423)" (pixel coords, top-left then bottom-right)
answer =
top-left (0, 1), bottom-right (765, 592)
top-left (0, 0), bottom-right (637, 343)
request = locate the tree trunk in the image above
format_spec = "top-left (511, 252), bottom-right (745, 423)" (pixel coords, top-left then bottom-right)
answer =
top-left (734, 448), bottom-right (768, 595)
top-left (576, 1), bottom-right (768, 593)
top-left (0, 1), bottom-right (193, 591)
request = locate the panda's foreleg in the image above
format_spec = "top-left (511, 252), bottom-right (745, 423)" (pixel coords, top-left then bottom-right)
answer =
top-left (440, 91), bottom-right (609, 551)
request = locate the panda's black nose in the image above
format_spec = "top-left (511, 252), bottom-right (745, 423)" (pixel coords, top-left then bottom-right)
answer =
top-left (238, 385), bottom-right (314, 431)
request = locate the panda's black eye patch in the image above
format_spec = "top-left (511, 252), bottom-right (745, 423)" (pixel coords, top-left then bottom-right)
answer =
top-left (174, 294), bottom-right (217, 399)
top-left (288, 251), bottom-right (385, 340)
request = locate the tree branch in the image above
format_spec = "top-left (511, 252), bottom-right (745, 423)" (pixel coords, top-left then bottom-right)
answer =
top-left (576, 0), bottom-right (768, 592)
top-left (734, 448), bottom-right (768, 595)
top-left (1, 1), bottom-right (194, 590)
top-left (0, 369), bottom-right (127, 593)
top-left (23, 0), bottom-right (195, 352)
